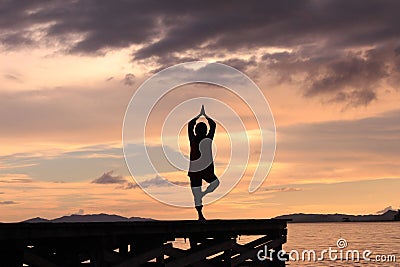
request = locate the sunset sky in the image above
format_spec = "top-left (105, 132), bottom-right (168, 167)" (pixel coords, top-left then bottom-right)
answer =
top-left (1, 0), bottom-right (400, 222)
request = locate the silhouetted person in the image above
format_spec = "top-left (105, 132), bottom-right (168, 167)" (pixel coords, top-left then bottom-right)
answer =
top-left (188, 105), bottom-right (220, 220)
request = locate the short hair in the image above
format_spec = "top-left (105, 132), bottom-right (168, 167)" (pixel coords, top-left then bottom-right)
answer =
top-left (195, 122), bottom-right (207, 136)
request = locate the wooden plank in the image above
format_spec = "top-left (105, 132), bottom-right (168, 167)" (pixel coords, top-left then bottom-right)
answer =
top-left (23, 250), bottom-right (60, 267)
top-left (165, 246), bottom-right (216, 267)
top-left (231, 236), bottom-right (286, 266)
top-left (0, 219), bottom-right (288, 240)
top-left (103, 249), bottom-right (123, 264)
top-left (212, 234), bottom-right (274, 262)
top-left (114, 243), bottom-right (172, 267)
top-left (235, 235), bottom-right (273, 252)
top-left (165, 239), bottom-right (235, 267)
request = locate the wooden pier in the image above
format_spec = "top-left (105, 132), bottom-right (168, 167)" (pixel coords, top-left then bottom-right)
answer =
top-left (0, 219), bottom-right (288, 267)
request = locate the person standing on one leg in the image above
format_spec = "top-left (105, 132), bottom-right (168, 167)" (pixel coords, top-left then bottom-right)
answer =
top-left (188, 105), bottom-right (220, 220)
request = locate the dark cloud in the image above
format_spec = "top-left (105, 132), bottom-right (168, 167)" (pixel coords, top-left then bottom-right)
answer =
top-left (150, 55), bottom-right (201, 73)
top-left (1, 0), bottom-right (400, 106)
top-left (0, 201), bottom-right (18, 205)
top-left (1, 1), bottom-right (399, 57)
top-left (91, 170), bottom-right (126, 184)
top-left (124, 175), bottom-right (189, 189)
top-left (395, 46), bottom-right (400, 55)
top-left (1, 32), bottom-right (35, 49)
top-left (218, 58), bottom-right (257, 73)
top-left (376, 206), bottom-right (393, 214)
top-left (123, 73), bottom-right (135, 86)
top-left (307, 57), bottom-right (384, 96)
top-left (328, 90), bottom-right (377, 107)
top-left (305, 48), bottom-right (389, 100)
top-left (263, 45), bottom-right (399, 106)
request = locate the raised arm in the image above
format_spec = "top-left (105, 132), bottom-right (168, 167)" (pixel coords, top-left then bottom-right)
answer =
top-left (188, 116), bottom-right (199, 140)
top-left (206, 116), bottom-right (216, 139)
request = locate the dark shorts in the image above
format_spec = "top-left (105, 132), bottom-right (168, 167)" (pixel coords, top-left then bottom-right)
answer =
top-left (188, 172), bottom-right (218, 187)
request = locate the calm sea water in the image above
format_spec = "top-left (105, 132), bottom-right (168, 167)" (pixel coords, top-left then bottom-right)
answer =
top-left (283, 222), bottom-right (400, 266)
top-left (173, 222), bottom-right (400, 266)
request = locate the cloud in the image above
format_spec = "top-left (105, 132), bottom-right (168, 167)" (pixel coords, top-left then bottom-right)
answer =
top-left (3, 74), bottom-right (22, 82)
top-left (0, 174), bottom-right (33, 183)
top-left (272, 109), bottom-right (400, 184)
top-left (376, 206), bottom-right (393, 214)
top-left (280, 109), bottom-right (400, 157)
top-left (0, 143), bottom-right (188, 183)
top-left (1, 1), bottom-right (399, 59)
top-left (73, 209), bottom-right (85, 215)
top-left (218, 58), bottom-right (257, 73)
top-left (263, 187), bottom-right (303, 193)
top-left (262, 45), bottom-right (400, 106)
top-left (123, 73), bottom-right (135, 86)
top-left (0, 201), bottom-right (18, 205)
top-left (0, 86), bottom-right (132, 142)
top-left (92, 170), bottom-right (126, 184)
top-left (304, 50), bottom-right (387, 96)
top-left (124, 175), bottom-right (189, 189)
top-left (1, 1), bottom-right (399, 106)
top-left (328, 90), bottom-right (377, 107)
top-left (395, 45), bottom-right (400, 55)
top-left (0, 145), bottom-right (126, 182)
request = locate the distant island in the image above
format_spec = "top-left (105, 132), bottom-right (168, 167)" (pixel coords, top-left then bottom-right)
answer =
top-left (22, 213), bottom-right (154, 223)
top-left (16, 209), bottom-right (400, 223)
top-left (274, 209), bottom-right (400, 223)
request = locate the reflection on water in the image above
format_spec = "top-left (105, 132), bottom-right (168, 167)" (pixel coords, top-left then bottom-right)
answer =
top-left (173, 222), bottom-right (400, 266)
top-left (284, 222), bottom-right (400, 266)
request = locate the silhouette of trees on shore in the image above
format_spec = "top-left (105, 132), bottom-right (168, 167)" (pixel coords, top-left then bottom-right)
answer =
top-left (394, 210), bottom-right (400, 221)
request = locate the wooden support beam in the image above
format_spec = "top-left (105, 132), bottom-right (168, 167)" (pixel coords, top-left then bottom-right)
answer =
top-left (23, 250), bottom-right (60, 267)
top-left (165, 246), bottom-right (216, 267)
top-left (119, 243), bottom-right (129, 256)
top-left (231, 236), bottom-right (286, 266)
top-left (114, 243), bottom-right (172, 267)
top-left (103, 249), bottom-right (123, 264)
top-left (165, 239), bottom-right (235, 267)
top-left (271, 243), bottom-right (285, 267)
top-left (212, 234), bottom-right (275, 262)
top-left (0, 242), bottom-right (24, 267)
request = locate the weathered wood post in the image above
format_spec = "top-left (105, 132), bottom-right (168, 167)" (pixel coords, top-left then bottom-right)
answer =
top-left (0, 240), bottom-right (24, 267)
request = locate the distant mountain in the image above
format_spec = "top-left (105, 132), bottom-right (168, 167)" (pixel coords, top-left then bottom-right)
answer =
top-left (21, 210), bottom-right (400, 223)
top-left (24, 217), bottom-right (50, 223)
top-left (274, 210), bottom-right (398, 223)
top-left (23, 213), bottom-right (154, 223)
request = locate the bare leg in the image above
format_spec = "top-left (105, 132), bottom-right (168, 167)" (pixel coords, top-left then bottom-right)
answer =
top-left (203, 179), bottom-right (220, 196)
top-left (195, 205), bottom-right (206, 221)
top-left (191, 186), bottom-right (203, 206)
top-left (191, 187), bottom-right (206, 220)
